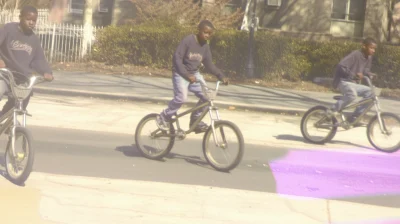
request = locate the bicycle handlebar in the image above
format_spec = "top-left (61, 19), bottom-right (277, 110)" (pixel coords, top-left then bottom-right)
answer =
top-left (198, 80), bottom-right (222, 90)
top-left (363, 76), bottom-right (372, 87)
top-left (0, 68), bottom-right (48, 88)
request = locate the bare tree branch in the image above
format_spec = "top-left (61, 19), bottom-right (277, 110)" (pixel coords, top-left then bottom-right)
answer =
top-left (129, 0), bottom-right (244, 28)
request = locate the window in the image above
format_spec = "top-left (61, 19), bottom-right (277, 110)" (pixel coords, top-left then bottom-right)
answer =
top-left (98, 0), bottom-right (108, 13)
top-left (265, 0), bottom-right (281, 7)
top-left (331, 0), bottom-right (366, 21)
top-left (69, 0), bottom-right (84, 14)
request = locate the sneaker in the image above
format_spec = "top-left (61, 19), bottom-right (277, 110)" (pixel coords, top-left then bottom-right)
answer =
top-left (325, 108), bottom-right (339, 118)
top-left (156, 113), bottom-right (170, 131)
top-left (190, 121), bottom-right (209, 134)
top-left (346, 116), bottom-right (364, 127)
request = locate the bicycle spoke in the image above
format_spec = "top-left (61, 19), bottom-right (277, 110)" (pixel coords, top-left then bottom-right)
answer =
top-left (203, 121), bottom-right (243, 171)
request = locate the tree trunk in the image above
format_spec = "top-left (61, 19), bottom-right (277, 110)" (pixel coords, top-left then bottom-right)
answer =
top-left (82, 0), bottom-right (93, 58)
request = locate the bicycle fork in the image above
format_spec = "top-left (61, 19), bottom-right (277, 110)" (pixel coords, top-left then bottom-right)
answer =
top-left (374, 98), bottom-right (389, 134)
top-left (11, 101), bottom-right (27, 159)
top-left (208, 105), bottom-right (227, 148)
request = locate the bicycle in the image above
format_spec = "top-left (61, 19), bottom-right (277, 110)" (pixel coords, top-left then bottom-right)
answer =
top-left (134, 81), bottom-right (245, 172)
top-left (0, 68), bottom-right (46, 185)
top-left (300, 76), bottom-right (400, 153)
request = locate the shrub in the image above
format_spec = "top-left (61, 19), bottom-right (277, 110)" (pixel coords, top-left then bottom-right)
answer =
top-left (92, 24), bottom-right (400, 89)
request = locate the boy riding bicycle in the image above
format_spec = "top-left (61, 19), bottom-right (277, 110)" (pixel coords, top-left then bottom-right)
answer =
top-left (329, 37), bottom-right (377, 125)
top-left (156, 20), bottom-right (228, 133)
top-left (0, 6), bottom-right (54, 116)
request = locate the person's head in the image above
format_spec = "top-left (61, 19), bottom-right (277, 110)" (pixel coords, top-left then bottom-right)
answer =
top-left (362, 37), bottom-right (377, 57)
top-left (197, 20), bottom-right (215, 44)
top-left (19, 5), bottom-right (38, 34)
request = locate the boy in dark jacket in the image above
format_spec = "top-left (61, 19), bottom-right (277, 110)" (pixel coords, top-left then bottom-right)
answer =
top-left (157, 20), bottom-right (228, 133)
top-left (330, 37), bottom-right (377, 124)
top-left (0, 6), bottom-right (54, 115)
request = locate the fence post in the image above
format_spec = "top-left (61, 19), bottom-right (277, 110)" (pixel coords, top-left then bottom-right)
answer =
top-left (82, 0), bottom-right (93, 59)
top-left (49, 23), bottom-right (56, 63)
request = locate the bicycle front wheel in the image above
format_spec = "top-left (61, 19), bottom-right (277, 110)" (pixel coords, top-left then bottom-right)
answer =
top-left (300, 106), bottom-right (338, 144)
top-left (367, 112), bottom-right (400, 153)
top-left (5, 127), bottom-right (34, 185)
top-left (202, 120), bottom-right (244, 172)
top-left (135, 113), bottom-right (175, 160)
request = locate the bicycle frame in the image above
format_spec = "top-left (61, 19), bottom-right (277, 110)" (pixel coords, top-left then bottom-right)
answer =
top-left (318, 77), bottom-right (388, 133)
top-left (0, 68), bottom-right (41, 158)
top-left (152, 81), bottom-right (223, 142)
top-left (1, 103), bottom-right (28, 158)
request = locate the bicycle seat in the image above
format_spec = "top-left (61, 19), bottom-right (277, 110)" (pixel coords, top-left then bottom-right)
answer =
top-left (333, 95), bottom-right (342, 100)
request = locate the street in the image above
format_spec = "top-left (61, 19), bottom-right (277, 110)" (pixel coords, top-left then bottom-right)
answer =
top-left (0, 94), bottom-right (399, 223)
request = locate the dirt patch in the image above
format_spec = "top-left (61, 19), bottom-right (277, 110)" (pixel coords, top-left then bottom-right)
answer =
top-left (51, 61), bottom-right (400, 99)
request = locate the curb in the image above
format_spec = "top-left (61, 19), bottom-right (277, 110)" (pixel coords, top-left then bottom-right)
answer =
top-left (33, 86), bottom-right (307, 116)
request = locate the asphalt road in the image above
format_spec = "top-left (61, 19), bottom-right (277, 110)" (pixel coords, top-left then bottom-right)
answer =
top-left (0, 125), bottom-right (399, 209)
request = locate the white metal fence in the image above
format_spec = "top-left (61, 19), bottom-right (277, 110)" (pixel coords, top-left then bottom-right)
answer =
top-left (0, 9), bottom-right (103, 63)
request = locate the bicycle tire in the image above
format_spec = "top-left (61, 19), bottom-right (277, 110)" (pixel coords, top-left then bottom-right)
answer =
top-left (135, 113), bottom-right (175, 160)
top-left (202, 120), bottom-right (244, 172)
top-left (367, 112), bottom-right (400, 153)
top-left (300, 105), bottom-right (338, 144)
top-left (5, 127), bottom-right (34, 185)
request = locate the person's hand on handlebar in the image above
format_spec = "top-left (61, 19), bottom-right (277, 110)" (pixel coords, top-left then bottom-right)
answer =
top-left (356, 72), bottom-right (363, 81)
top-left (220, 77), bottom-right (229, 85)
top-left (0, 60), bottom-right (6, 68)
top-left (188, 75), bottom-right (196, 84)
top-left (366, 73), bottom-right (377, 80)
top-left (43, 73), bottom-right (54, 82)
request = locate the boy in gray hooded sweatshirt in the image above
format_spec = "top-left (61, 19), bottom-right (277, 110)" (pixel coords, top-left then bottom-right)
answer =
top-left (330, 37), bottom-right (377, 125)
top-left (0, 5), bottom-right (54, 116)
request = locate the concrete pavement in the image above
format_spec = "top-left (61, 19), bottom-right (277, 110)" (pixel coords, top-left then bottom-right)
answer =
top-left (34, 71), bottom-right (400, 115)
top-left (2, 172), bottom-right (400, 224)
top-left (23, 93), bottom-right (394, 150)
top-left (0, 81), bottom-right (398, 223)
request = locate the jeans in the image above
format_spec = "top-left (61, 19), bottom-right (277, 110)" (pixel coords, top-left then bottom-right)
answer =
top-left (333, 80), bottom-right (373, 117)
top-left (162, 72), bottom-right (207, 122)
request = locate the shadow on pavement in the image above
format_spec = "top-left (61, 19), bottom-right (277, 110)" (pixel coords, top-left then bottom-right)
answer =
top-left (274, 134), bottom-right (374, 150)
top-left (0, 155), bottom-right (6, 179)
top-left (115, 145), bottom-right (221, 171)
top-left (114, 145), bottom-right (142, 158)
top-left (0, 155), bottom-right (25, 187)
top-left (333, 194), bottom-right (400, 208)
top-left (116, 143), bottom-right (285, 192)
top-left (165, 152), bottom-right (216, 171)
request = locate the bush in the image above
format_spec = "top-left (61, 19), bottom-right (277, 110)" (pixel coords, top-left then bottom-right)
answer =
top-left (93, 22), bottom-right (190, 66)
top-left (93, 24), bottom-right (400, 89)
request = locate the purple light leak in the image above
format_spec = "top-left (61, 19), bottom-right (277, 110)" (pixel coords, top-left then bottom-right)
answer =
top-left (269, 149), bottom-right (400, 199)
top-left (331, 219), bottom-right (400, 224)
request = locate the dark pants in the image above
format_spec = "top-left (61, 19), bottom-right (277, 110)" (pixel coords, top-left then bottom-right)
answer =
top-left (0, 73), bottom-right (33, 116)
top-left (0, 92), bottom-right (32, 116)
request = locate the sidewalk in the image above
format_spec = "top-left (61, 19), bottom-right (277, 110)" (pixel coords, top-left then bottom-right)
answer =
top-left (34, 71), bottom-right (400, 115)
top-left (1, 74), bottom-right (399, 224)
top-left (1, 172), bottom-right (400, 224)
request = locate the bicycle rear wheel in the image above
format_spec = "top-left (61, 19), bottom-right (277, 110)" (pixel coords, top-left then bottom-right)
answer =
top-left (202, 120), bottom-right (244, 172)
top-left (135, 113), bottom-right (175, 160)
top-left (5, 127), bottom-right (34, 185)
top-left (367, 112), bottom-right (400, 153)
top-left (300, 106), bottom-right (338, 144)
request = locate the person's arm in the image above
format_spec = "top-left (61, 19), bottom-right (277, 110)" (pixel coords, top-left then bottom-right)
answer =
top-left (0, 25), bottom-right (8, 67)
top-left (30, 40), bottom-right (53, 81)
top-left (363, 57), bottom-right (376, 78)
top-left (173, 37), bottom-right (192, 80)
top-left (202, 45), bottom-right (224, 81)
top-left (337, 51), bottom-right (358, 80)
